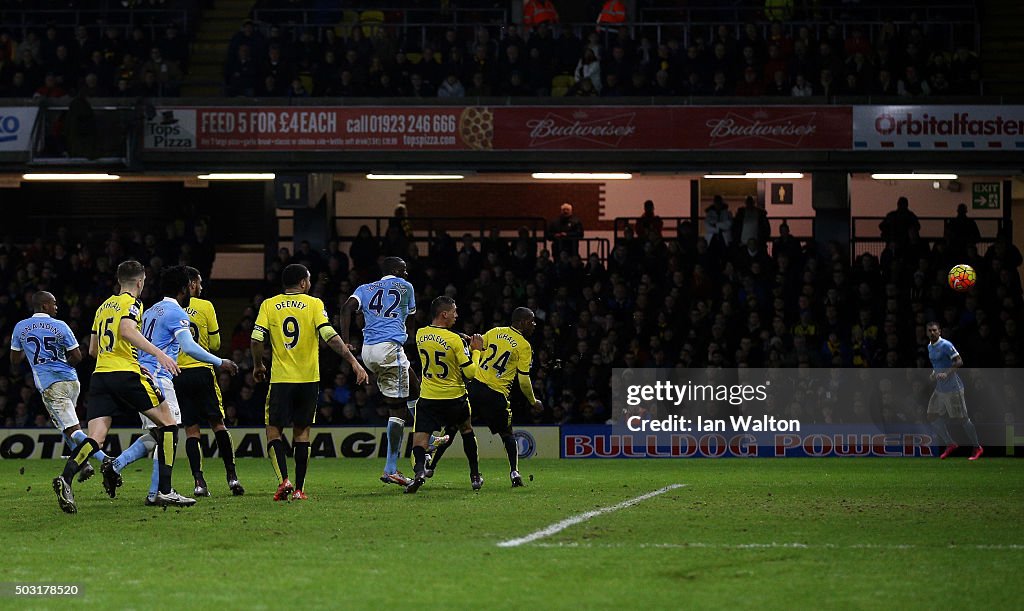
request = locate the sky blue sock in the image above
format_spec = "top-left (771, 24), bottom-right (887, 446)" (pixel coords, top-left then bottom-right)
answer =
top-left (69, 429), bottom-right (109, 461)
top-left (114, 435), bottom-right (152, 473)
top-left (385, 417), bottom-right (404, 474)
top-left (148, 456), bottom-right (159, 497)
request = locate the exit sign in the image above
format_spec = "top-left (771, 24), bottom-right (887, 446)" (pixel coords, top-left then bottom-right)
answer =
top-left (972, 182), bottom-right (1000, 210)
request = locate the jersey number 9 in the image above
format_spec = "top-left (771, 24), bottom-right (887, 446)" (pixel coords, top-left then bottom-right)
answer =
top-left (282, 316), bottom-right (300, 349)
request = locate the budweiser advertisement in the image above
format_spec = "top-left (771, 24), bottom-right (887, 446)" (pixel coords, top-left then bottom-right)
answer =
top-left (853, 105), bottom-right (1024, 150)
top-left (143, 106), bottom-right (852, 152)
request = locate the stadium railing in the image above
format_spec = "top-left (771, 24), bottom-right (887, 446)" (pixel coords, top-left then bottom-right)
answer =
top-left (614, 216), bottom-right (815, 240)
top-left (850, 215), bottom-right (1004, 258)
top-left (0, 9), bottom-right (194, 39)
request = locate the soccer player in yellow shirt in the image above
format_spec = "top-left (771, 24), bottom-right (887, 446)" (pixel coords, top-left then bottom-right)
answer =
top-left (404, 296), bottom-right (484, 494)
top-left (466, 307), bottom-right (542, 487)
top-left (251, 264), bottom-right (368, 500)
top-left (53, 260), bottom-right (185, 513)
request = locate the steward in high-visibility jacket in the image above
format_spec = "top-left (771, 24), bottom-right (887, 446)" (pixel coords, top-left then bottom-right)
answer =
top-left (596, 0), bottom-right (626, 31)
top-left (523, 0), bottom-right (559, 28)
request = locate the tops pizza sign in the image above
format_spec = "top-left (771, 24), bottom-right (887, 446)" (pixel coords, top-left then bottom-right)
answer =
top-left (142, 106), bottom-right (852, 152)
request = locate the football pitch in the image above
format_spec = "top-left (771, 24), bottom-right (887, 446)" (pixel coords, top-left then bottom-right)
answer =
top-left (2, 457), bottom-right (1022, 608)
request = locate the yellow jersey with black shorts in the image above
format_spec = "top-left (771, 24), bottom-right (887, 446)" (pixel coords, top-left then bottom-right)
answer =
top-left (468, 326), bottom-right (534, 434)
top-left (88, 292), bottom-right (164, 420)
top-left (413, 325), bottom-right (481, 434)
top-left (174, 297), bottom-right (224, 427)
top-left (251, 293), bottom-right (337, 428)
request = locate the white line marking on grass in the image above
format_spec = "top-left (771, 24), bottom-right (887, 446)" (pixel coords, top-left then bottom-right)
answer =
top-left (530, 542), bottom-right (1024, 551)
top-left (496, 484), bottom-right (686, 548)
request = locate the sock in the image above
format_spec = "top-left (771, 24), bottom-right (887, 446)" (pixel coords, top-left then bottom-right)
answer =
top-left (294, 441), bottom-right (310, 491)
top-left (185, 437), bottom-right (204, 480)
top-left (406, 398), bottom-right (417, 418)
top-left (412, 445), bottom-right (427, 474)
top-left (268, 438), bottom-right (288, 483)
top-left (462, 431), bottom-right (479, 476)
top-left (215, 429), bottom-right (237, 479)
top-left (61, 437), bottom-right (99, 484)
top-left (114, 435), bottom-right (156, 473)
top-left (70, 429), bottom-right (109, 461)
top-left (153, 425), bottom-right (177, 495)
top-left (961, 418), bottom-right (982, 447)
top-left (500, 433), bottom-right (519, 472)
top-left (931, 416), bottom-right (954, 446)
top-left (148, 453), bottom-right (159, 497)
top-left (384, 417), bottom-right (404, 474)
top-left (429, 427), bottom-right (457, 471)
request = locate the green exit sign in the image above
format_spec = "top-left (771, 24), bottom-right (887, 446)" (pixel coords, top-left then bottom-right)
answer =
top-left (972, 182), bottom-right (1000, 210)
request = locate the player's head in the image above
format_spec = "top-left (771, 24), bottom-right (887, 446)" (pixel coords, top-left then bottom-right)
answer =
top-left (282, 263), bottom-right (311, 293)
top-left (184, 266), bottom-right (203, 298)
top-left (381, 256), bottom-right (407, 278)
top-left (510, 306), bottom-right (537, 337)
top-left (926, 321), bottom-right (942, 343)
top-left (31, 291), bottom-right (57, 316)
top-left (116, 260), bottom-right (146, 296)
top-left (431, 295), bottom-right (457, 327)
top-left (160, 265), bottom-right (191, 307)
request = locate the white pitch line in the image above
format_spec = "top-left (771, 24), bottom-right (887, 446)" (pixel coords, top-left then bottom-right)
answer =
top-left (496, 484), bottom-right (686, 548)
top-left (530, 542), bottom-right (1024, 551)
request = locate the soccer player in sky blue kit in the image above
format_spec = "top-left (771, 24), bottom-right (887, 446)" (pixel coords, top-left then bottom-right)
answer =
top-left (10, 291), bottom-right (109, 481)
top-left (342, 257), bottom-right (443, 486)
top-left (926, 322), bottom-right (983, 461)
top-left (107, 266), bottom-right (239, 505)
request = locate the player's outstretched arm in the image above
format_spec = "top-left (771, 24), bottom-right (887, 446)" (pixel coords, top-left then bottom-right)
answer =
top-left (459, 334), bottom-right (485, 380)
top-left (326, 334), bottom-right (368, 384)
top-left (340, 296), bottom-right (359, 348)
top-left (176, 329), bottom-right (236, 375)
top-left (119, 318), bottom-right (180, 376)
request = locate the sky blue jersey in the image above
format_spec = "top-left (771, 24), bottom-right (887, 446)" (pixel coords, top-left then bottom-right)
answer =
top-left (139, 298), bottom-right (192, 380)
top-left (928, 337), bottom-right (964, 393)
top-left (352, 275), bottom-right (416, 345)
top-left (10, 313), bottom-right (79, 391)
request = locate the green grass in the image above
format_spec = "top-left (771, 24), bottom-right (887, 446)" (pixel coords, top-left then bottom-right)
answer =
top-left (2, 458), bottom-right (1022, 609)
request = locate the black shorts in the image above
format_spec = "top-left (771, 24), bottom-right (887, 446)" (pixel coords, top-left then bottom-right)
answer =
top-left (414, 395), bottom-right (471, 434)
top-left (88, 370), bottom-right (164, 421)
top-left (173, 367), bottom-right (224, 428)
top-left (468, 380), bottom-right (513, 435)
top-left (265, 382), bottom-right (319, 428)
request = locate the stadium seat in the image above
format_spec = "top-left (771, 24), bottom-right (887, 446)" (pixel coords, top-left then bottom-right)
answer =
top-left (360, 10), bottom-right (385, 36)
top-left (551, 74), bottom-right (575, 90)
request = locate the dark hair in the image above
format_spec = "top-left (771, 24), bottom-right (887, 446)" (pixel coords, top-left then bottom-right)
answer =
top-left (184, 266), bottom-right (200, 282)
top-left (160, 265), bottom-right (190, 297)
top-left (511, 307), bottom-right (534, 325)
top-left (282, 263), bottom-right (309, 288)
top-left (431, 295), bottom-right (456, 318)
top-left (926, 321), bottom-right (941, 329)
top-left (116, 260), bottom-right (145, 285)
top-left (381, 257), bottom-right (405, 276)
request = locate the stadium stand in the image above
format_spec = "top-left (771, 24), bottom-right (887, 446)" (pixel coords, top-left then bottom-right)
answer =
top-left (0, 203), bottom-right (1020, 430)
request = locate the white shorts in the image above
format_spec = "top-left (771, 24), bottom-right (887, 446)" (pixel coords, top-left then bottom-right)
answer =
top-left (927, 389), bottom-right (969, 419)
top-left (42, 380), bottom-right (81, 431)
top-left (140, 377), bottom-right (181, 429)
top-left (361, 342), bottom-right (411, 399)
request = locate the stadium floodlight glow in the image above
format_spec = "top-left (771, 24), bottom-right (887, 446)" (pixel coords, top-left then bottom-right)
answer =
top-left (870, 173), bottom-right (958, 180)
top-left (365, 173), bottom-right (465, 180)
top-left (531, 172), bottom-right (633, 180)
top-left (197, 173), bottom-right (276, 180)
top-left (703, 172), bottom-right (804, 179)
top-left (22, 173), bottom-right (121, 181)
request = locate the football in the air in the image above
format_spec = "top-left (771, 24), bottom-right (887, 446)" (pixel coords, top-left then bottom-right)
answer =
top-left (948, 264), bottom-right (976, 292)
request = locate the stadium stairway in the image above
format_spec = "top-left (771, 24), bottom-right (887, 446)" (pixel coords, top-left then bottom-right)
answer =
top-left (978, 0), bottom-right (1024, 96)
top-left (181, 0), bottom-right (256, 97)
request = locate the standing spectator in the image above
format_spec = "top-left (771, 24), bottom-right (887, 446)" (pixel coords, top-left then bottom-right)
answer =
top-left (704, 195), bottom-right (733, 249)
top-left (350, 225), bottom-right (380, 278)
top-left (523, 0), bottom-right (559, 29)
top-left (596, 0), bottom-right (627, 33)
top-left (733, 196), bottom-right (770, 247)
top-left (635, 200), bottom-right (663, 239)
top-left (944, 203), bottom-right (981, 260)
top-left (879, 196), bottom-right (920, 247)
top-left (548, 202), bottom-right (584, 258)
